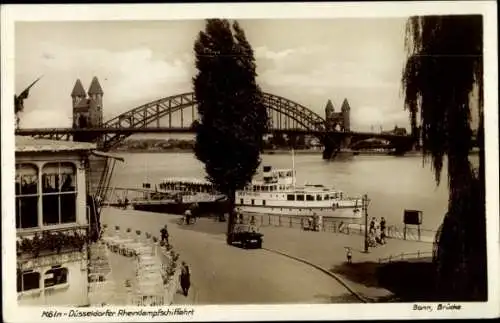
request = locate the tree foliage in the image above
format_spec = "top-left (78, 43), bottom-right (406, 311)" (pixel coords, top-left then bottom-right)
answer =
top-left (193, 19), bottom-right (268, 236)
top-left (402, 15), bottom-right (486, 301)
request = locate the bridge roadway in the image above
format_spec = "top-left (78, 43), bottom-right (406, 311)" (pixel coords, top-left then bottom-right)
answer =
top-left (100, 207), bottom-right (359, 304)
top-left (16, 127), bottom-right (411, 141)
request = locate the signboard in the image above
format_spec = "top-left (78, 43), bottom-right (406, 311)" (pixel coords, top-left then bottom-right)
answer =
top-left (404, 209), bottom-right (422, 225)
top-left (18, 251), bottom-right (84, 271)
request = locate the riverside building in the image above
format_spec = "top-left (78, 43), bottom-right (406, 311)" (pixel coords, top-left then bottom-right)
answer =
top-left (15, 136), bottom-right (96, 306)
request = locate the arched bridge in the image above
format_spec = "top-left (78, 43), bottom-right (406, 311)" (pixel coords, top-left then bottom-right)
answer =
top-left (100, 91), bottom-right (327, 149)
top-left (19, 91), bottom-right (416, 158)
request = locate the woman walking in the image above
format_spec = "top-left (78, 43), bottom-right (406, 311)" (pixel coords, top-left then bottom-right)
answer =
top-left (180, 261), bottom-right (191, 297)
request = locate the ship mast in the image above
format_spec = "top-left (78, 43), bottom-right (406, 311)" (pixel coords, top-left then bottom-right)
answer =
top-left (292, 148), bottom-right (296, 188)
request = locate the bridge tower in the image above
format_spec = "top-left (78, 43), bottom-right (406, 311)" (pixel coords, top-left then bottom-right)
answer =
top-left (340, 98), bottom-right (350, 132)
top-left (324, 99), bottom-right (335, 130)
top-left (340, 98), bottom-right (351, 147)
top-left (324, 98), bottom-right (350, 132)
top-left (71, 76), bottom-right (104, 144)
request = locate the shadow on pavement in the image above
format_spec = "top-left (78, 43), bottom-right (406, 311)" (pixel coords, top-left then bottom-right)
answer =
top-left (331, 259), bottom-right (438, 302)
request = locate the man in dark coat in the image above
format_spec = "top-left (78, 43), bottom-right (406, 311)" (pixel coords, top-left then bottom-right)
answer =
top-left (160, 225), bottom-right (169, 244)
top-left (180, 261), bottom-right (191, 297)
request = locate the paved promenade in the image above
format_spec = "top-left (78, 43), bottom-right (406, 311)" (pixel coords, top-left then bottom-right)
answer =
top-left (101, 207), bottom-right (360, 304)
top-left (257, 225), bottom-right (433, 301)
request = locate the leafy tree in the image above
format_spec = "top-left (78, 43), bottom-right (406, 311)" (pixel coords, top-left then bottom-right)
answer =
top-left (296, 134), bottom-right (306, 149)
top-left (271, 132), bottom-right (287, 147)
top-left (402, 15), bottom-right (485, 301)
top-left (193, 19), bottom-right (268, 240)
top-left (287, 133), bottom-right (297, 148)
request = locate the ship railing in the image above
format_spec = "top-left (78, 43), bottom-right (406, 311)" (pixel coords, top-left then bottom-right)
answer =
top-left (241, 213), bottom-right (436, 243)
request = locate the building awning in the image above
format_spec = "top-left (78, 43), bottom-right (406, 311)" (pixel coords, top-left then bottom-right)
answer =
top-left (15, 136), bottom-right (96, 153)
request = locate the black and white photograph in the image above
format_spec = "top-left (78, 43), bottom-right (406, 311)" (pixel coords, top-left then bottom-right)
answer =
top-left (1, 2), bottom-right (498, 321)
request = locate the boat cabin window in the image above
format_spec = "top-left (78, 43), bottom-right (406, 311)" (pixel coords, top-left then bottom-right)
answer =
top-left (287, 194), bottom-right (295, 201)
top-left (324, 194), bottom-right (329, 200)
top-left (296, 194), bottom-right (304, 201)
top-left (316, 195), bottom-right (322, 201)
top-left (263, 200), bottom-right (266, 206)
top-left (306, 195), bottom-right (314, 201)
top-left (251, 199), bottom-right (255, 205)
top-left (278, 172), bottom-right (285, 178)
top-left (44, 266), bottom-right (68, 287)
top-left (17, 270), bottom-right (40, 292)
top-left (253, 186), bottom-right (257, 192)
top-left (287, 171), bottom-right (293, 177)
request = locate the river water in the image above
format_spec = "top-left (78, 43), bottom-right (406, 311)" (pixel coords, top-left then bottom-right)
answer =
top-left (108, 151), bottom-right (479, 232)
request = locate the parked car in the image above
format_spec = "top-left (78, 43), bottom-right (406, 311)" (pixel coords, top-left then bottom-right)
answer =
top-left (227, 224), bottom-right (263, 249)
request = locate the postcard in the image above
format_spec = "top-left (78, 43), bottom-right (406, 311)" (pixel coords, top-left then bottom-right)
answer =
top-left (1, 2), bottom-right (498, 322)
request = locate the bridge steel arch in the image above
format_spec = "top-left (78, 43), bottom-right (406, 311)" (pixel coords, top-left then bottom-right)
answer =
top-left (101, 92), bottom-right (327, 149)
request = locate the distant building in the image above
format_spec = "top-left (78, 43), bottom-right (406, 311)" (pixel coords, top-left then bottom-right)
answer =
top-left (16, 136), bottom-right (96, 306)
top-left (324, 98), bottom-right (350, 132)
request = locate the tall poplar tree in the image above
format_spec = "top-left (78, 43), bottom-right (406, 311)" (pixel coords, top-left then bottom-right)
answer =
top-left (193, 19), bottom-right (268, 241)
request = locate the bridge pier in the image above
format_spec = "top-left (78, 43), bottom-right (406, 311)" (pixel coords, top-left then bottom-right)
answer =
top-left (322, 135), bottom-right (342, 160)
top-left (321, 132), bottom-right (355, 160)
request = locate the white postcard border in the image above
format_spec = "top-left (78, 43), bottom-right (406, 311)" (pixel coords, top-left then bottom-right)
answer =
top-left (1, 2), bottom-right (498, 322)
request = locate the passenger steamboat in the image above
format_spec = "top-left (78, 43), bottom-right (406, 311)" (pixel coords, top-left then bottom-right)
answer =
top-left (131, 178), bottom-right (228, 215)
top-left (235, 164), bottom-right (363, 220)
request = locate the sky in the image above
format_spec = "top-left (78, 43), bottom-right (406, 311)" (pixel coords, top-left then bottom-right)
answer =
top-left (15, 19), bottom-right (411, 132)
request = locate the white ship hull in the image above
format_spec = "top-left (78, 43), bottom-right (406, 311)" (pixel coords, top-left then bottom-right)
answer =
top-left (238, 205), bottom-right (362, 219)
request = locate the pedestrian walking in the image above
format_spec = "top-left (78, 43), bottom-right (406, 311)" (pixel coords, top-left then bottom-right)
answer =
top-left (346, 247), bottom-right (353, 264)
top-left (184, 208), bottom-right (192, 225)
top-left (179, 261), bottom-right (191, 297)
top-left (191, 203), bottom-right (199, 223)
top-left (380, 217), bottom-right (387, 244)
top-left (160, 225), bottom-right (169, 244)
top-left (318, 214), bottom-right (323, 231)
top-left (369, 217), bottom-right (376, 232)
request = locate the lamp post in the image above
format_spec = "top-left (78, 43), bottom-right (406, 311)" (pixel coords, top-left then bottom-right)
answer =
top-left (363, 194), bottom-right (371, 253)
